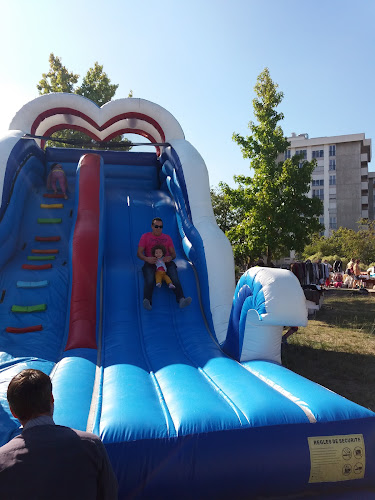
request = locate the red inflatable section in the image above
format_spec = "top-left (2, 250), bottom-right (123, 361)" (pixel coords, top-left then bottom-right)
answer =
top-left (65, 154), bottom-right (101, 351)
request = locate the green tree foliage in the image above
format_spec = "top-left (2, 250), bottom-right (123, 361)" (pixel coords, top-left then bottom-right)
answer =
top-left (37, 54), bottom-right (79, 94)
top-left (37, 54), bottom-right (131, 150)
top-left (76, 62), bottom-right (118, 107)
top-left (303, 220), bottom-right (375, 266)
top-left (222, 68), bottom-right (323, 266)
top-left (210, 185), bottom-right (242, 234)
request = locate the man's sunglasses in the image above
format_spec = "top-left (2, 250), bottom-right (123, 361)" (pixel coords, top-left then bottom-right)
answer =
top-left (153, 224), bottom-right (163, 229)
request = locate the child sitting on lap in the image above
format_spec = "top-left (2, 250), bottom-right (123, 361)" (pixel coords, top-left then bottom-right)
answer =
top-left (152, 244), bottom-right (175, 289)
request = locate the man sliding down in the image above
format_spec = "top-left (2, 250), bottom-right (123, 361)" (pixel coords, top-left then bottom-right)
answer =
top-left (137, 217), bottom-right (192, 311)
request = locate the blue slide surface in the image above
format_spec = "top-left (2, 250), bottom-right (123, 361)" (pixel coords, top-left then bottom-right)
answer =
top-left (0, 142), bottom-right (374, 499)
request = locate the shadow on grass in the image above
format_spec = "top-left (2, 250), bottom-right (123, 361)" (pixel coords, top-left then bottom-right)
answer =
top-left (282, 343), bottom-right (375, 412)
top-left (313, 289), bottom-right (375, 334)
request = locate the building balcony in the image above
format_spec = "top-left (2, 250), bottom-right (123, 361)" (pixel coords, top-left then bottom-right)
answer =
top-left (362, 196), bottom-right (369, 204)
top-left (361, 153), bottom-right (369, 163)
top-left (361, 182), bottom-right (368, 190)
top-left (362, 210), bottom-right (369, 218)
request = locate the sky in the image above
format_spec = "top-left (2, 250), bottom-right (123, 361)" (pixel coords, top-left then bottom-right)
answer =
top-left (0, 0), bottom-right (374, 187)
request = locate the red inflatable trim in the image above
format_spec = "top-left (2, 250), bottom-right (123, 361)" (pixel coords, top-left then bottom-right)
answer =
top-left (6, 325), bottom-right (43, 334)
top-left (41, 125), bottom-right (160, 156)
top-left (65, 154), bottom-right (100, 351)
top-left (22, 263), bottom-right (52, 270)
top-left (31, 107), bottom-right (165, 141)
top-left (32, 249), bottom-right (59, 254)
top-left (35, 236), bottom-right (61, 242)
top-left (43, 193), bottom-right (65, 198)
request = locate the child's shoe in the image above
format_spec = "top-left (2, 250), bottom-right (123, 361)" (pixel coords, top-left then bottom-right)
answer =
top-left (169, 283), bottom-right (175, 289)
top-left (156, 283), bottom-right (161, 288)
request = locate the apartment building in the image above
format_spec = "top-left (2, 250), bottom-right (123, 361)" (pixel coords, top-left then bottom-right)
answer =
top-left (368, 171), bottom-right (375, 220)
top-left (284, 133), bottom-right (372, 236)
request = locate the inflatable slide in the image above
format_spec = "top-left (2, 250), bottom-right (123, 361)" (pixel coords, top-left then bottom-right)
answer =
top-left (0, 95), bottom-right (374, 499)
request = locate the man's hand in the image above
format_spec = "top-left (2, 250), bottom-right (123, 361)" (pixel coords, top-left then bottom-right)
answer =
top-left (137, 246), bottom-right (156, 264)
top-left (145, 256), bottom-right (157, 264)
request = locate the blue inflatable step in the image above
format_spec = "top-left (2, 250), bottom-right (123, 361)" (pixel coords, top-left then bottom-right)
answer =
top-left (16, 280), bottom-right (49, 288)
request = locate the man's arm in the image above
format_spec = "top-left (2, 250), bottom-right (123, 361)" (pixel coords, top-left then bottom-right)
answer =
top-left (164, 245), bottom-right (176, 263)
top-left (137, 245), bottom-right (156, 264)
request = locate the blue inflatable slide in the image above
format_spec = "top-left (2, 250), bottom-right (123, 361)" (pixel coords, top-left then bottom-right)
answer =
top-left (0, 95), bottom-right (374, 499)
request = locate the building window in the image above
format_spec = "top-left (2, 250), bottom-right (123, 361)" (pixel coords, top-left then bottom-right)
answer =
top-left (295, 149), bottom-right (307, 159)
top-left (312, 189), bottom-right (324, 200)
top-left (312, 179), bottom-right (324, 186)
top-left (312, 150), bottom-right (324, 158)
top-left (329, 175), bottom-right (336, 185)
top-left (329, 145), bottom-right (336, 156)
top-left (329, 217), bottom-right (337, 230)
top-left (329, 160), bottom-right (336, 171)
top-left (284, 150), bottom-right (291, 160)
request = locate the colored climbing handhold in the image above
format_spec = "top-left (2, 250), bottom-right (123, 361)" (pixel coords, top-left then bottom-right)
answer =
top-left (17, 280), bottom-right (49, 288)
top-left (43, 193), bottom-right (65, 198)
top-left (6, 325), bottom-right (43, 333)
top-left (22, 264), bottom-right (52, 270)
top-left (40, 203), bottom-right (64, 209)
top-left (32, 249), bottom-right (59, 254)
top-left (35, 236), bottom-right (61, 242)
top-left (11, 304), bottom-right (47, 313)
top-left (37, 218), bottom-right (62, 224)
top-left (27, 255), bottom-right (55, 261)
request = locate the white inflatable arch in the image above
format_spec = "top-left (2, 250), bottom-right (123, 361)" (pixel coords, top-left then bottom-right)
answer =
top-left (10, 94), bottom-right (185, 151)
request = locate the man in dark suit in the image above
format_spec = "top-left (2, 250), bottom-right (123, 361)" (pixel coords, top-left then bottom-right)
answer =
top-left (0, 369), bottom-right (118, 499)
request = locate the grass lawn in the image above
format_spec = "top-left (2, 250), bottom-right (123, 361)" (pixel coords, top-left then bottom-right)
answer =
top-left (282, 288), bottom-right (375, 412)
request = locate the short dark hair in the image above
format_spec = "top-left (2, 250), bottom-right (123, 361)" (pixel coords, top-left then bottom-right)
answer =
top-left (152, 217), bottom-right (163, 226)
top-left (152, 244), bottom-right (166, 257)
top-left (7, 369), bottom-right (52, 421)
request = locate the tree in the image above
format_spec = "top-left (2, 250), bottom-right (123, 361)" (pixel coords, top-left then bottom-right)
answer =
top-left (223, 68), bottom-right (323, 266)
top-left (37, 54), bottom-right (79, 94)
top-left (210, 186), bottom-right (242, 234)
top-left (76, 62), bottom-right (118, 107)
top-left (37, 54), bottom-right (131, 150)
top-left (354, 219), bottom-right (375, 264)
top-left (302, 220), bottom-right (375, 267)
top-left (210, 185), bottom-right (246, 269)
